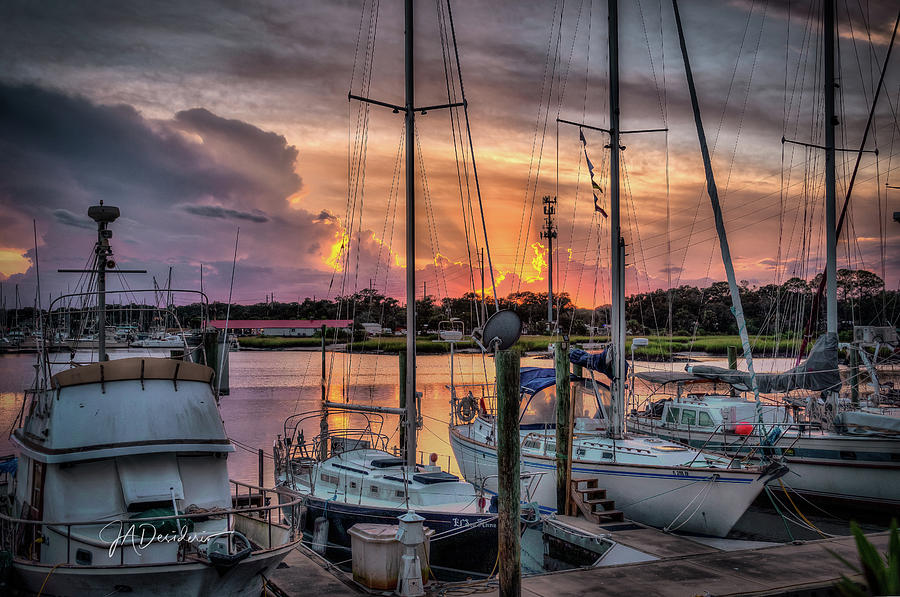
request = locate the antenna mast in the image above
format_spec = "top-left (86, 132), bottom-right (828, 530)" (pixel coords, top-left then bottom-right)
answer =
top-left (541, 195), bottom-right (558, 331)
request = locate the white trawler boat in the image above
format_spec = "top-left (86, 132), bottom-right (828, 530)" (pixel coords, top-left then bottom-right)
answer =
top-left (0, 203), bottom-right (301, 596)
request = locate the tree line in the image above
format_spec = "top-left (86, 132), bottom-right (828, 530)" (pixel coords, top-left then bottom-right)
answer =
top-left (3, 269), bottom-right (894, 338)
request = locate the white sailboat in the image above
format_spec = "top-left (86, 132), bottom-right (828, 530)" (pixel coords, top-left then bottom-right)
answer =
top-left (448, 0), bottom-right (786, 538)
top-left (1, 204), bottom-right (301, 596)
top-left (272, 0), bottom-right (502, 577)
top-left (627, 0), bottom-right (900, 510)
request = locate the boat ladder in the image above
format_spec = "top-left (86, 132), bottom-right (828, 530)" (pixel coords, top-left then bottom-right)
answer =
top-left (569, 478), bottom-right (625, 524)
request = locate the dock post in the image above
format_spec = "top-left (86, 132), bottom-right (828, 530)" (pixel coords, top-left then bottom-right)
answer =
top-left (496, 349), bottom-right (521, 597)
top-left (320, 324), bottom-right (328, 457)
top-left (258, 448), bottom-right (265, 489)
top-left (399, 349), bottom-right (407, 459)
top-left (569, 356), bottom-right (581, 516)
top-left (727, 345), bottom-right (738, 396)
top-left (727, 345), bottom-right (738, 369)
top-left (849, 347), bottom-right (860, 407)
top-left (554, 342), bottom-right (571, 515)
top-left (203, 329), bottom-right (228, 395)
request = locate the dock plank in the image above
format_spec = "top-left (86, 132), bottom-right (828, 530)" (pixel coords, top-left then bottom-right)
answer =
top-left (266, 546), bottom-right (361, 596)
top-left (554, 515), bottom-right (719, 558)
top-left (480, 533), bottom-right (890, 597)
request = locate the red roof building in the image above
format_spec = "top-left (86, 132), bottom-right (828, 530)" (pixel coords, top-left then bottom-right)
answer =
top-left (208, 320), bottom-right (352, 337)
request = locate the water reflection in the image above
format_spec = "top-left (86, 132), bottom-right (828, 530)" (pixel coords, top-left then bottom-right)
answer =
top-left (0, 349), bottom-right (839, 487)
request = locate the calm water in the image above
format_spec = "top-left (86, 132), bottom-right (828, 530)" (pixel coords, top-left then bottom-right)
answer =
top-left (0, 348), bottom-right (547, 484)
top-left (0, 349), bottom-right (888, 542)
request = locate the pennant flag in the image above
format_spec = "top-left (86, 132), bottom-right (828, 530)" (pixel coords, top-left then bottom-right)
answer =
top-left (581, 128), bottom-right (607, 217)
top-left (593, 194), bottom-right (608, 218)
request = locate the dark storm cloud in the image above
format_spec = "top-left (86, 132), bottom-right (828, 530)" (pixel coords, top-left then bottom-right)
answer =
top-left (181, 205), bottom-right (269, 223)
top-left (0, 82), bottom-right (301, 243)
top-left (0, 82), bottom-right (344, 303)
top-left (52, 209), bottom-right (94, 229)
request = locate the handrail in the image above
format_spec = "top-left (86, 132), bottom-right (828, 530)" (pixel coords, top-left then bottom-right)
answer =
top-left (0, 479), bottom-right (302, 567)
top-left (0, 483), bottom-right (301, 527)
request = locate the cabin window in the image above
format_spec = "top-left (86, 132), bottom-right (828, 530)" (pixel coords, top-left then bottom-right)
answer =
top-left (698, 412), bottom-right (714, 427)
top-left (840, 451), bottom-right (856, 460)
top-left (666, 407), bottom-right (680, 423)
top-left (370, 485), bottom-right (379, 494)
top-left (350, 481), bottom-right (357, 489)
top-left (523, 440), bottom-right (541, 450)
top-left (320, 473), bottom-right (338, 485)
top-left (76, 549), bottom-right (93, 566)
top-left (395, 490), bottom-right (405, 498)
top-left (602, 452), bottom-right (614, 460)
top-left (681, 409), bottom-right (696, 426)
top-left (30, 460), bottom-right (45, 513)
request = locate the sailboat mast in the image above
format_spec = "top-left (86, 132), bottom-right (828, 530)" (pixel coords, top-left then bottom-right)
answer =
top-left (608, 0), bottom-right (625, 439)
top-left (823, 0), bottom-right (838, 336)
top-left (404, 0), bottom-right (418, 467)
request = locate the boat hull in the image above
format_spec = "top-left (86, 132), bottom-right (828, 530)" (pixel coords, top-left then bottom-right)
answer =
top-left (628, 420), bottom-right (900, 507)
top-left (302, 495), bottom-right (498, 577)
top-left (10, 540), bottom-right (299, 597)
top-left (449, 425), bottom-right (774, 537)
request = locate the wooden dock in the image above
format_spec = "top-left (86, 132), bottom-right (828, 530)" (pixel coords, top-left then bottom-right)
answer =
top-left (266, 545), bottom-right (361, 597)
top-left (484, 531), bottom-right (890, 597)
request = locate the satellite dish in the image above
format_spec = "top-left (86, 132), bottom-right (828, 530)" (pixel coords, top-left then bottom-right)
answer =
top-left (479, 310), bottom-right (521, 351)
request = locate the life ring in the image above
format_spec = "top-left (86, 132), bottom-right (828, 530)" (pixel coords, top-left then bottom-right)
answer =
top-left (455, 393), bottom-right (478, 423)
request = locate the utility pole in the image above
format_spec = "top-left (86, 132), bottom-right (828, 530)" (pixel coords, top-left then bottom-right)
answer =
top-left (541, 195), bottom-right (557, 331)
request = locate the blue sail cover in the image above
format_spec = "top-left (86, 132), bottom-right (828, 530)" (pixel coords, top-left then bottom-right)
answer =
top-left (520, 368), bottom-right (558, 396)
top-left (519, 367), bottom-right (583, 396)
top-left (569, 347), bottom-right (621, 380)
top-left (0, 457), bottom-right (17, 475)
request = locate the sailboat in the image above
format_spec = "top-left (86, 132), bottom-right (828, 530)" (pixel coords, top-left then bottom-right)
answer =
top-left (448, 0), bottom-right (787, 538)
top-left (0, 204), bottom-right (302, 596)
top-left (272, 0), bottom-right (500, 577)
top-left (627, 0), bottom-right (900, 510)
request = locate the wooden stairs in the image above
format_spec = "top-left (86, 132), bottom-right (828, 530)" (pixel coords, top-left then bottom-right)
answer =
top-left (569, 478), bottom-right (625, 524)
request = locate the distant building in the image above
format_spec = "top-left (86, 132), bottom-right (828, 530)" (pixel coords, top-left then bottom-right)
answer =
top-left (208, 319), bottom-right (352, 337)
top-left (360, 322), bottom-right (392, 336)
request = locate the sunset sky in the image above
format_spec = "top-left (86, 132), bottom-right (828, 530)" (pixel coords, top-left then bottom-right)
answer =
top-left (0, 0), bottom-right (897, 311)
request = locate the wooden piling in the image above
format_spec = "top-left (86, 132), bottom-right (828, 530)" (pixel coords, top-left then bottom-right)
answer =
top-left (555, 342), bottom-right (571, 515)
top-left (258, 448), bottom-right (265, 488)
top-left (320, 325), bottom-right (328, 457)
top-left (496, 349), bottom-right (521, 597)
top-left (399, 349), bottom-right (407, 459)
top-left (727, 345), bottom-right (738, 396)
top-left (849, 347), bottom-right (860, 407)
top-left (203, 330), bottom-right (228, 395)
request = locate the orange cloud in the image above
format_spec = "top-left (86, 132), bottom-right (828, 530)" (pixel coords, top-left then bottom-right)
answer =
top-left (524, 242), bottom-right (546, 283)
top-left (0, 248), bottom-right (30, 278)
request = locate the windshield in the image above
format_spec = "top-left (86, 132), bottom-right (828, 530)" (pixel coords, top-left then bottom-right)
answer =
top-left (519, 381), bottom-right (606, 427)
